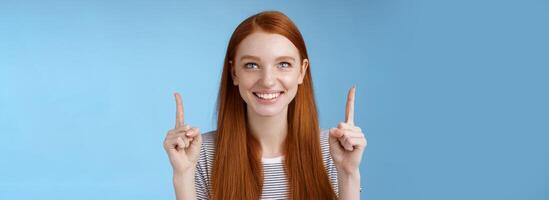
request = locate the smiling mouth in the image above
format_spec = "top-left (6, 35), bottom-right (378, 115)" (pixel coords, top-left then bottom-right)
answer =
top-left (253, 91), bottom-right (284, 100)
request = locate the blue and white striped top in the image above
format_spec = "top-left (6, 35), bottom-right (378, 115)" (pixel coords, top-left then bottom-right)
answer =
top-left (194, 130), bottom-right (339, 200)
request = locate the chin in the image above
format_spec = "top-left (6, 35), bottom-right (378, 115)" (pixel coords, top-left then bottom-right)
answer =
top-left (252, 107), bottom-right (285, 117)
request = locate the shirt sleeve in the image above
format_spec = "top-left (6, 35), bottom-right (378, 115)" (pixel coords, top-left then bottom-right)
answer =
top-left (194, 133), bottom-right (212, 200)
top-left (321, 129), bottom-right (339, 196)
top-left (194, 161), bottom-right (210, 200)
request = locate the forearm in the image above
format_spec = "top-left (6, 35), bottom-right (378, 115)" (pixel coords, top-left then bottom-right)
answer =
top-left (173, 169), bottom-right (197, 200)
top-left (337, 170), bottom-right (361, 200)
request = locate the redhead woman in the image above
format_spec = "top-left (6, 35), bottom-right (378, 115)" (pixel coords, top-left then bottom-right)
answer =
top-left (163, 11), bottom-right (367, 200)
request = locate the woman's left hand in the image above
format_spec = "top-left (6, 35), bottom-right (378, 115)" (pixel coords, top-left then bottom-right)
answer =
top-left (329, 86), bottom-right (368, 175)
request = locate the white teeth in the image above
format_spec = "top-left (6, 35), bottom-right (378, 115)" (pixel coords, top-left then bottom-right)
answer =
top-left (255, 92), bottom-right (281, 100)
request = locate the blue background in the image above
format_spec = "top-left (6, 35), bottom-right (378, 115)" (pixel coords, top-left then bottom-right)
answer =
top-left (1, 0), bottom-right (548, 199)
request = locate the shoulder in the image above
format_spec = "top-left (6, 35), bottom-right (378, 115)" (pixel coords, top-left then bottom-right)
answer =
top-left (199, 130), bottom-right (217, 156)
top-left (320, 129), bottom-right (330, 140)
top-left (194, 130), bottom-right (216, 199)
top-left (195, 131), bottom-right (217, 184)
top-left (196, 130), bottom-right (217, 165)
top-left (319, 128), bottom-right (339, 194)
top-left (201, 130), bottom-right (217, 144)
top-left (319, 129), bottom-right (331, 150)
top-left (319, 129), bottom-right (333, 165)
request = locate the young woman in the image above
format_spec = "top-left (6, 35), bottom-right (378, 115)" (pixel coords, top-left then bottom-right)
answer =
top-left (163, 11), bottom-right (367, 200)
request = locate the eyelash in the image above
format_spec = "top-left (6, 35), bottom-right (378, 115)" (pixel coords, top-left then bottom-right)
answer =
top-left (243, 62), bottom-right (292, 69)
top-left (244, 62), bottom-right (259, 69)
top-left (279, 62), bottom-right (291, 68)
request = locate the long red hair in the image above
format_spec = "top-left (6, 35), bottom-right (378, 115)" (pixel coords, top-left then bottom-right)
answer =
top-left (212, 11), bottom-right (338, 199)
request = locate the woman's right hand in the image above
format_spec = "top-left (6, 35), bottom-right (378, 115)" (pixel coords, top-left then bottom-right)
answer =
top-left (163, 92), bottom-right (202, 174)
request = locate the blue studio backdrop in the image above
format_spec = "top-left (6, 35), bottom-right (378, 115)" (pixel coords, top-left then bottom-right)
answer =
top-left (1, 0), bottom-right (548, 199)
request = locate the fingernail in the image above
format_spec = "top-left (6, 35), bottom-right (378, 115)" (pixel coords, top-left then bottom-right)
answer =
top-left (186, 132), bottom-right (191, 136)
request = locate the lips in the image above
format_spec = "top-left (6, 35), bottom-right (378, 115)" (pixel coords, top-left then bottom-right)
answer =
top-left (253, 91), bottom-right (284, 100)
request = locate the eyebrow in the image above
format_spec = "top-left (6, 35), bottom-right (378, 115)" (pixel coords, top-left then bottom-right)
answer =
top-left (239, 55), bottom-right (296, 62)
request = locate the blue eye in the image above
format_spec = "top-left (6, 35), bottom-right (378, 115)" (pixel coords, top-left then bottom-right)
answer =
top-left (244, 62), bottom-right (259, 69)
top-left (278, 62), bottom-right (291, 68)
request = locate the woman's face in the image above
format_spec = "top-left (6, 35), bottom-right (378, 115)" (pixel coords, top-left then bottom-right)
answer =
top-left (231, 31), bottom-right (308, 117)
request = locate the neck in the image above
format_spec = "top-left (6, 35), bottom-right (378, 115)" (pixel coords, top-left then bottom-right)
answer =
top-left (247, 106), bottom-right (288, 158)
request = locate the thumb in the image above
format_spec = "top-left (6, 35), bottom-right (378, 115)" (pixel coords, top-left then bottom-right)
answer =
top-left (187, 131), bottom-right (202, 158)
top-left (329, 128), bottom-right (344, 149)
top-left (176, 137), bottom-right (187, 152)
top-left (329, 128), bottom-right (344, 138)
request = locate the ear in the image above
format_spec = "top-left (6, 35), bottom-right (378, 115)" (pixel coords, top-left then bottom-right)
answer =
top-left (298, 58), bottom-right (309, 84)
top-left (230, 60), bottom-right (239, 85)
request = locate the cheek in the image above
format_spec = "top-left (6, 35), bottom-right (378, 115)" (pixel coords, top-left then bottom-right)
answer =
top-left (236, 76), bottom-right (257, 100)
top-left (238, 77), bottom-right (257, 89)
top-left (279, 73), bottom-right (301, 101)
top-left (235, 71), bottom-right (254, 87)
top-left (280, 73), bottom-right (301, 88)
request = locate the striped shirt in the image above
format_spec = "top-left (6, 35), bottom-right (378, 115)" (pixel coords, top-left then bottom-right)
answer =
top-left (194, 129), bottom-right (339, 200)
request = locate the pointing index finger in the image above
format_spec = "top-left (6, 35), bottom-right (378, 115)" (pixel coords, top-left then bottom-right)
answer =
top-left (174, 92), bottom-right (184, 128)
top-left (345, 85), bottom-right (356, 125)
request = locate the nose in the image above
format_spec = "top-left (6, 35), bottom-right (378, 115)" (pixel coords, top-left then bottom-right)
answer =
top-left (260, 66), bottom-right (276, 87)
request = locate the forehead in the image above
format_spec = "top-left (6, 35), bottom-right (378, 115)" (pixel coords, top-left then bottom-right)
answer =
top-left (235, 31), bottom-right (300, 61)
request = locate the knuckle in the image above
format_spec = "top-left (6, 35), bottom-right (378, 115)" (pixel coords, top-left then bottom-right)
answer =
top-left (348, 139), bottom-right (356, 145)
top-left (338, 129), bottom-right (347, 136)
top-left (164, 140), bottom-right (174, 147)
top-left (163, 137), bottom-right (173, 144)
top-left (175, 130), bottom-right (186, 135)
